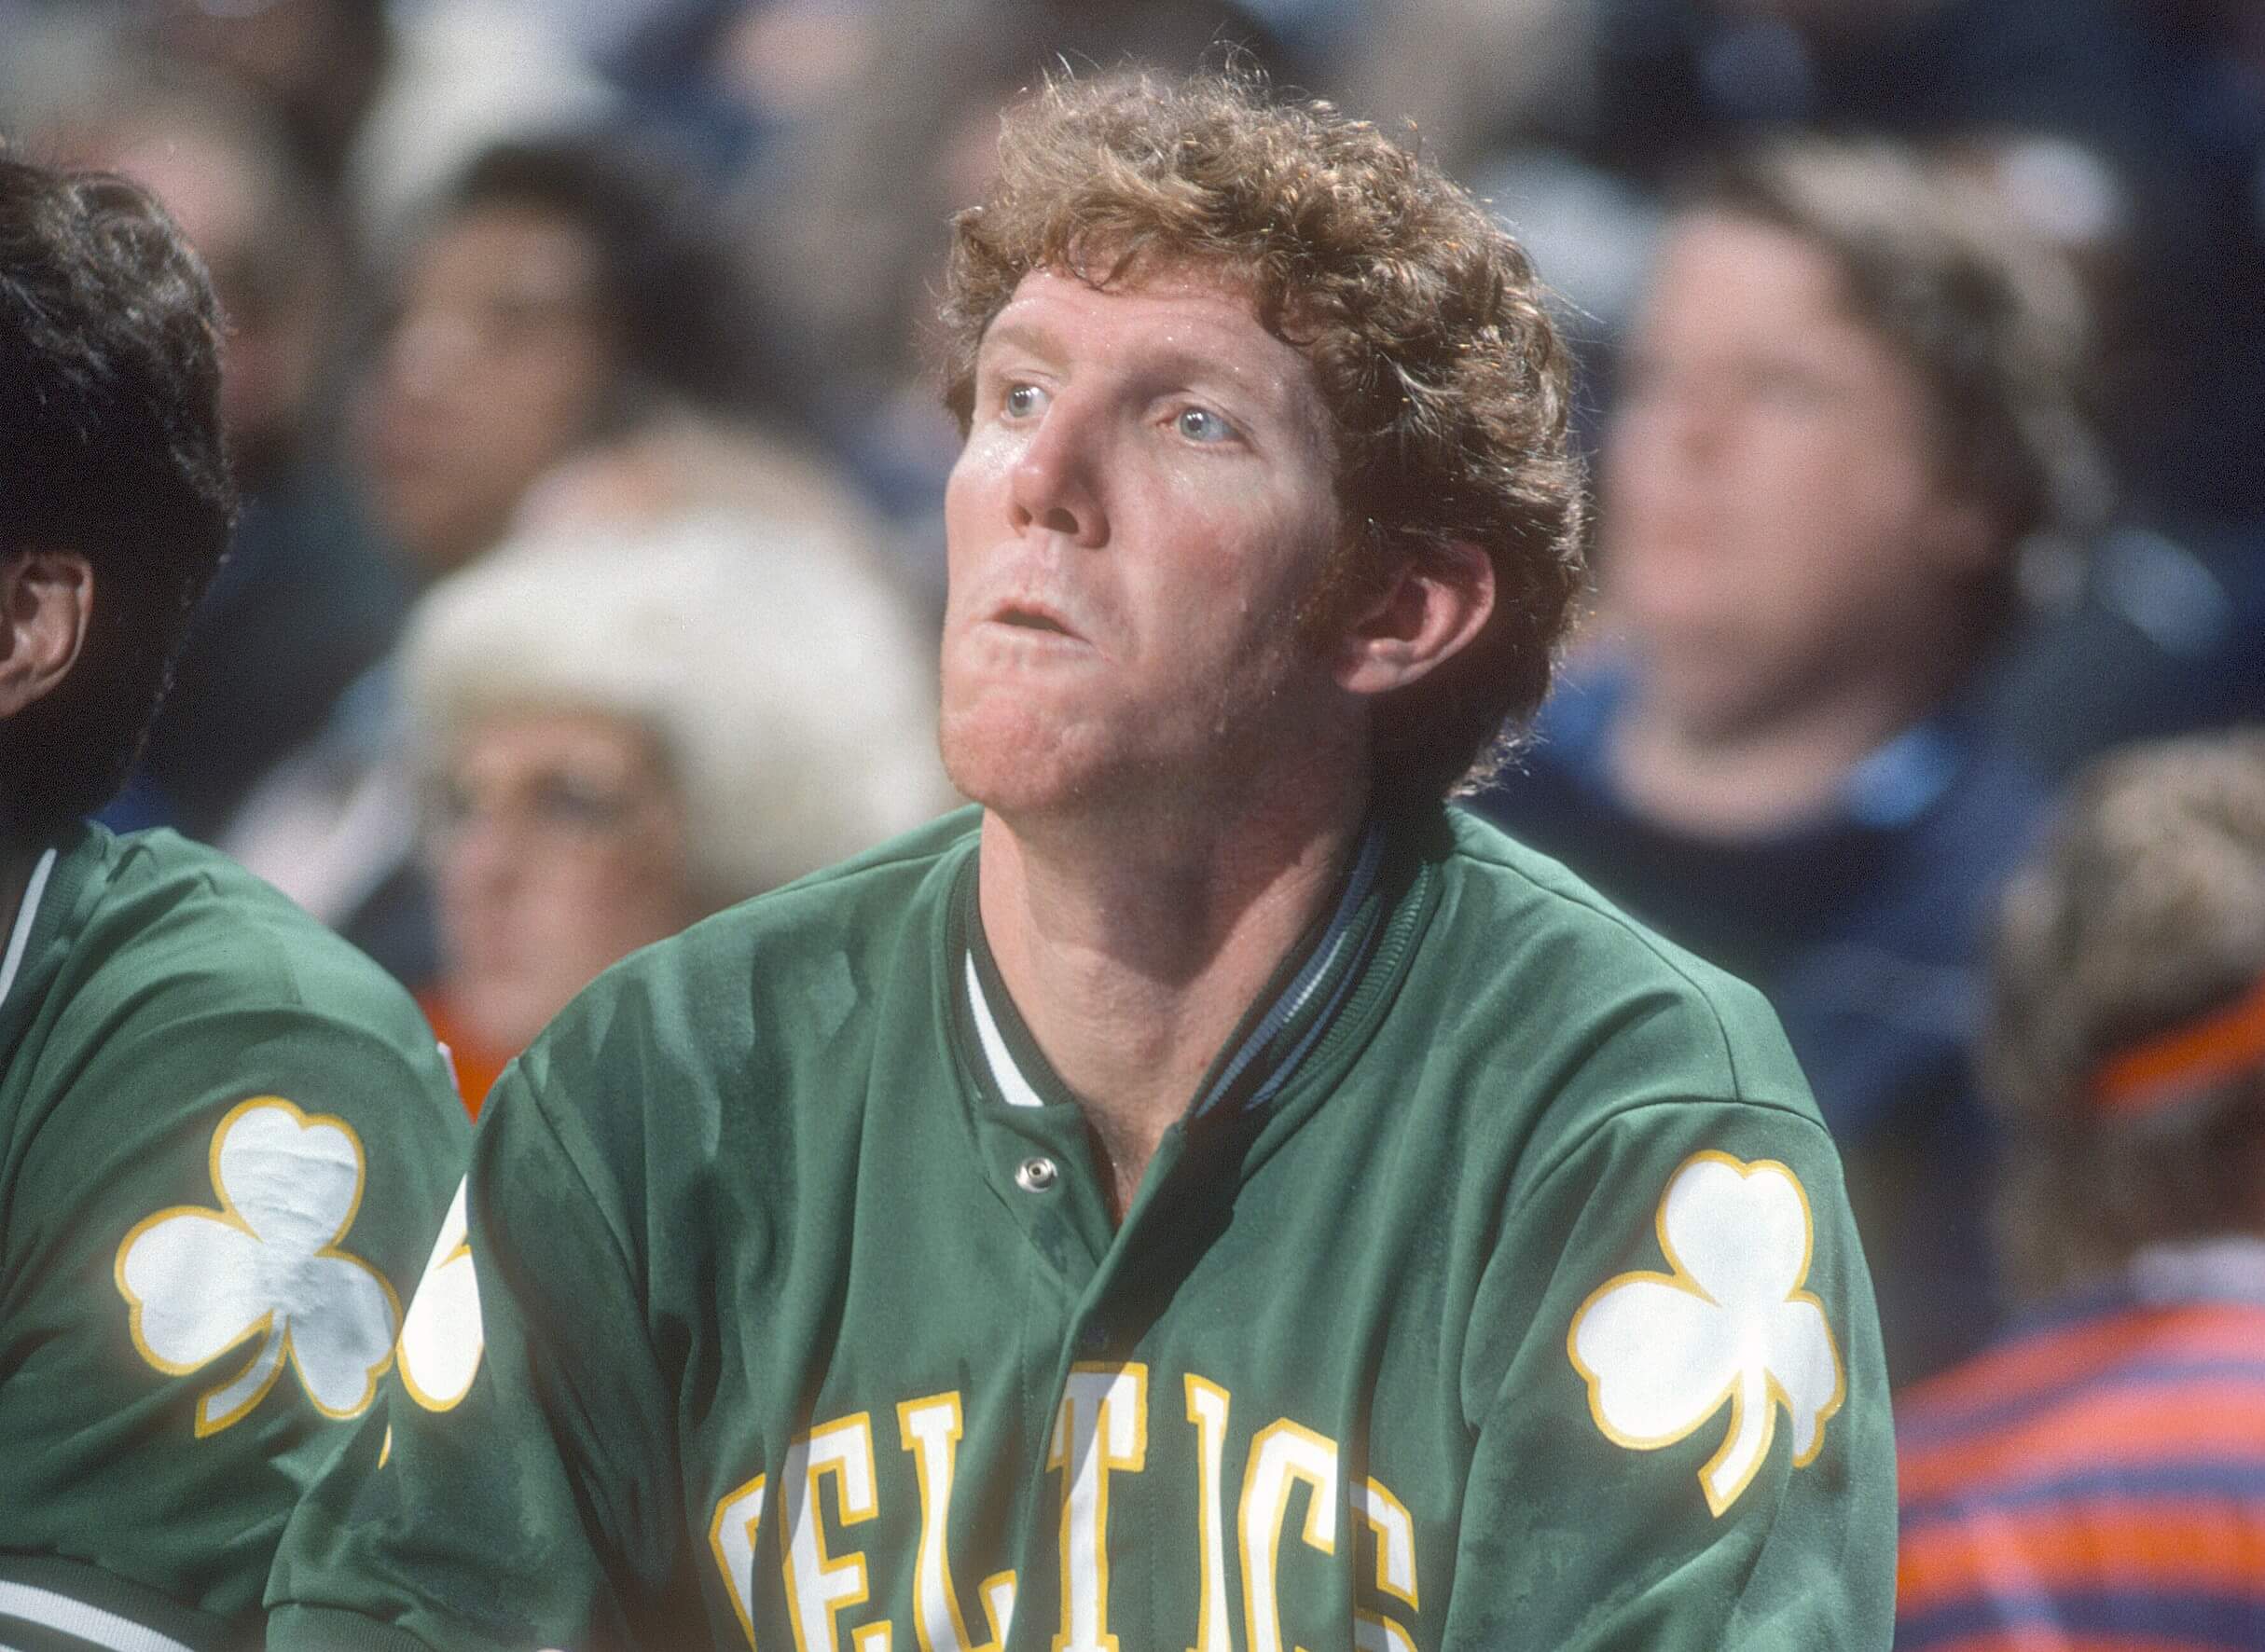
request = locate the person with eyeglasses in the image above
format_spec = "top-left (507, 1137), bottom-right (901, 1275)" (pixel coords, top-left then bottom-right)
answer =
top-left (398, 508), bottom-right (949, 1117)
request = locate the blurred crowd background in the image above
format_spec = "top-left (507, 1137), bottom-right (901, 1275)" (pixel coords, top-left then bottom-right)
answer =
top-left (4, 1), bottom-right (2264, 1631)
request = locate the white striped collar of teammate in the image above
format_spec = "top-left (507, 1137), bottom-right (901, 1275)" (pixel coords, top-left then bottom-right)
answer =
top-left (0, 845), bottom-right (58, 1012)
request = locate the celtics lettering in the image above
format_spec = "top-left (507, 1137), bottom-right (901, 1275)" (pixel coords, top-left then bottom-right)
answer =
top-left (709, 1365), bottom-right (1420, 1652)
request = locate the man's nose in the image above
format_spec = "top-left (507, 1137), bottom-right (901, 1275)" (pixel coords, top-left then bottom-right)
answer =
top-left (441, 817), bottom-right (513, 901)
top-left (383, 310), bottom-right (479, 403)
top-left (1006, 397), bottom-right (1109, 547)
top-left (1611, 384), bottom-right (1724, 490)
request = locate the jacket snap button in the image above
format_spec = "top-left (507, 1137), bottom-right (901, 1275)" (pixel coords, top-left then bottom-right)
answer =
top-left (1015, 1156), bottom-right (1057, 1191)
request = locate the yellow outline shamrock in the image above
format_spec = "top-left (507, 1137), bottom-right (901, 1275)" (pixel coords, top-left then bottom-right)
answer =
top-left (1568, 1151), bottom-right (1845, 1515)
top-left (115, 1097), bottom-right (399, 1437)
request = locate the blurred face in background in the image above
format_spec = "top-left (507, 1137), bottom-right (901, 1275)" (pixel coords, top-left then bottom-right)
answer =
top-left (428, 708), bottom-right (697, 1055)
top-left (61, 112), bottom-right (333, 486)
top-left (1602, 211), bottom-right (1990, 742)
top-left (365, 205), bottom-right (620, 575)
top-left (146, 0), bottom-right (388, 180)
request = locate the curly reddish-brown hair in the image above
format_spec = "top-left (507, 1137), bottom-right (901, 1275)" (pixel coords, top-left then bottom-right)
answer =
top-left (938, 69), bottom-right (1588, 803)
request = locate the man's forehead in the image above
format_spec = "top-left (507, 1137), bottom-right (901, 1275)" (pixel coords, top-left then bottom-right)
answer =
top-left (978, 263), bottom-right (1316, 393)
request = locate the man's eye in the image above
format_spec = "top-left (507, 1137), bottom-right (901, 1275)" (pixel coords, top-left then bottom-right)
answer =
top-left (424, 780), bottom-right (476, 834)
top-left (1175, 406), bottom-right (1237, 444)
top-left (529, 777), bottom-right (633, 831)
top-left (1003, 383), bottom-right (1047, 418)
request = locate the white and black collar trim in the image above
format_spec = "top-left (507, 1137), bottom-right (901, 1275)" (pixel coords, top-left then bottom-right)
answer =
top-left (0, 847), bottom-right (59, 1013)
top-left (960, 823), bottom-right (1389, 1120)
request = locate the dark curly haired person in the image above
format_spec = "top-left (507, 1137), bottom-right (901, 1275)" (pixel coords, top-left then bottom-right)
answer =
top-left (0, 157), bottom-right (465, 1647)
top-left (269, 72), bottom-right (1895, 1650)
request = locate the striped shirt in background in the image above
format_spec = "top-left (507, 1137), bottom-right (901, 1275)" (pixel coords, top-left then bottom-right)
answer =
top-left (1895, 1239), bottom-right (2265, 1650)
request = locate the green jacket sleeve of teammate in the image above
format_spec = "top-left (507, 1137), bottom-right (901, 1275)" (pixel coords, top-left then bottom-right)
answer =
top-left (0, 830), bottom-right (473, 1645)
top-left (267, 1034), bottom-right (698, 1652)
top-left (1443, 1096), bottom-right (1899, 1650)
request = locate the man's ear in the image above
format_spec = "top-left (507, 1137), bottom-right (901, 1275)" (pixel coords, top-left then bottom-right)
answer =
top-left (0, 549), bottom-right (95, 719)
top-left (1331, 539), bottom-right (1496, 698)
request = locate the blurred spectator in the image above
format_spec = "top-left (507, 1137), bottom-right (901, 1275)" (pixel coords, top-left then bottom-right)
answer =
top-left (1473, 136), bottom-right (2103, 1384)
top-left (1896, 731), bottom-right (2265, 1651)
top-left (1345, 0), bottom-right (1592, 180)
top-left (360, 127), bottom-right (778, 578)
top-left (1948, 127), bottom-right (2265, 782)
top-left (401, 511), bottom-right (952, 1114)
top-left (144, 0), bottom-right (392, 190)
top-left (26, 65), bottom-right (413, 841)
top-left (145, 0), bottom-right (613, 253)
top-left (215, 127), bottom-right (825, 983)
top-left (587, 0), bottom-right (794, 172)
top-left (1539, 0), bottom-right (2263, 517)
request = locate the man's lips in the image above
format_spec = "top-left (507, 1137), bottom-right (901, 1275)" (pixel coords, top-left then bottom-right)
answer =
top-left (983, 599), bottom-right (1084, 641)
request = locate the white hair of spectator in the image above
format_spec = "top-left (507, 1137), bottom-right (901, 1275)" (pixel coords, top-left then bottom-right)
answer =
top-left (401, 508), bottom-right (951, 909)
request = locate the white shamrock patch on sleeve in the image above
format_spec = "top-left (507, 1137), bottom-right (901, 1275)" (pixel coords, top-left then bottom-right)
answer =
top-left (1568, 1151), bottom-right (1845, 1515)
top-left (397, 1177), bottom-right (484, 1411)
top-left (115, 1097), bottom-right (400, 1437)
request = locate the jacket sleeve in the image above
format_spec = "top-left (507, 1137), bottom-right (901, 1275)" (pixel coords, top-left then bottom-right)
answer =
top-left (1442, 1096), bottom-right (1899, 1651)
top-left (0, 944), bottom-right (468, 1640)
top-left (265, 1046), bottom-right (694, 1652)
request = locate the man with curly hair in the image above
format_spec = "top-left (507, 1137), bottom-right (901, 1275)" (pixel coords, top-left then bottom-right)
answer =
top-left (271, 71), bottom-right (1894, 1649)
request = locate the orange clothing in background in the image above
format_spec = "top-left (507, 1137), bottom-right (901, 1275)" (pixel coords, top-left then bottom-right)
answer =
top-left (416, 991), bottom-right (512, 1122)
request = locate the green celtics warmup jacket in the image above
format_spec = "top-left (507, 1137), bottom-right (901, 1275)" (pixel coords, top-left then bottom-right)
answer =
top-left (269, 806), bottom-right (1898, 1649)
top-left (0, 826), bottom-right (470, 1650)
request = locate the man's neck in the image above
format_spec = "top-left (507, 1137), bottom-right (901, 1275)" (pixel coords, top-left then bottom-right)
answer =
top-left (976, 785), bottom-right (1368, 1219)
top-left (1609, 667), bottom-right (1957, 838)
